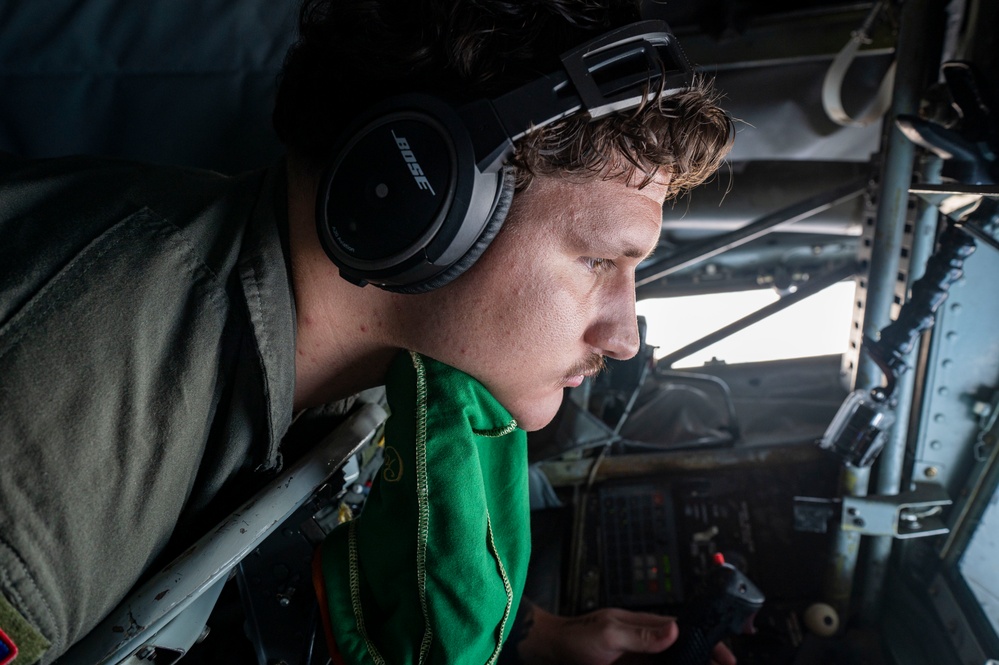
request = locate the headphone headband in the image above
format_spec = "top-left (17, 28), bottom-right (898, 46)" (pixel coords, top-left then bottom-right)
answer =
top-left (463, 20), bottom-right (694, 172)
top-left (317, 19), bottom-right (692, 291)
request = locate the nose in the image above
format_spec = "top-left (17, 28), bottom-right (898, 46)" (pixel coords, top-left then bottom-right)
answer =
top-left (584, 286), bottom-right (641, 361)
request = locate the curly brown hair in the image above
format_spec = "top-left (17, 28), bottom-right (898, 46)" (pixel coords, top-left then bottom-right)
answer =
top-left (274, 0), bottom-right (731, 199)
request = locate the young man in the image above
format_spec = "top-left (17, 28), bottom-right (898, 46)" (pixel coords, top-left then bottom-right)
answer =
top-left (0, 0), bottom-right (732, 663)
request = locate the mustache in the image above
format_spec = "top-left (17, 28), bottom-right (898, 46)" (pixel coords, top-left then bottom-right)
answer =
top-left (567, 354), bottom-right (607, 379)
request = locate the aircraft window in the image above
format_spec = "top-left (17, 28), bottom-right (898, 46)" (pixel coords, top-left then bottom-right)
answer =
top-left (636, 281), bottom-right (855, 367)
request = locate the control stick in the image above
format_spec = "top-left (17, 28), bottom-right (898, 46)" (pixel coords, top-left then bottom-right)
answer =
top-left (662, 554), bottom-right (765, 665)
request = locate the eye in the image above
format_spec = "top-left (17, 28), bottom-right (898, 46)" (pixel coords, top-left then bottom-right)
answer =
top-left (582, 257), bottom-right (614, 273)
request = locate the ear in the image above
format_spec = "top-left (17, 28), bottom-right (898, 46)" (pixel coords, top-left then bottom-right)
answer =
top-left (383, 166), bottom-right (516, 294)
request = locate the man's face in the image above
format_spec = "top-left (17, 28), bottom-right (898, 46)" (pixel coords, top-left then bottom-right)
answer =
top-left (405, 173), bottom-right (667, 431)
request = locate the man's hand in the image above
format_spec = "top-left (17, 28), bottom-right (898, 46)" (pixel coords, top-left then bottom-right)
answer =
top-left (515, 604), bottom-right (736, 665)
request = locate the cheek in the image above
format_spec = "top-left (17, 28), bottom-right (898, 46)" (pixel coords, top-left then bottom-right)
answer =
top-left (499, 270), bottom-right (582, 352)
top-left (452, 231), bottom-right (589, 371)
top-left (471, 247), bottom-right (557, 333)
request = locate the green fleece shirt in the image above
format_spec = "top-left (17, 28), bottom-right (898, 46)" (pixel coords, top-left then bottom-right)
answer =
top-left (321, 351), bottom-right (531, 665)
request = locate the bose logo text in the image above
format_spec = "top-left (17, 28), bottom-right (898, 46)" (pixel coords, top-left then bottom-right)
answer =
top-left (391, 131), bottom-right (436, 196)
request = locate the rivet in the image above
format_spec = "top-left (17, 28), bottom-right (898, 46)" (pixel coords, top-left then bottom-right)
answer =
top-left (924, 467), bottom-right (938, 478)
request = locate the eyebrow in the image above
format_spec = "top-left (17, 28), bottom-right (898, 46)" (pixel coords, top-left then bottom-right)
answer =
top-left (563, 220), bottom-right (658, 263)
top-left (625, 244), bottom-right (657, 262)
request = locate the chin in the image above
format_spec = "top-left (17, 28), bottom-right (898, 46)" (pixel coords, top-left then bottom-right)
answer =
top-left (510, 391), bottom-right (564, 432)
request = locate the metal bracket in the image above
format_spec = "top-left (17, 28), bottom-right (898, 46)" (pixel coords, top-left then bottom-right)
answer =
top-left (841, 482), bottom-right (952, 538)
top-left (911, 183), bottom-right (999, 252)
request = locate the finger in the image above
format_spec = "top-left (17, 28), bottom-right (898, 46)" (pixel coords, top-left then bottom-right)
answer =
top-left (604, 615), bottom-right (679, 653)
top-left (599, 607), bottom-right (677, 628)
top-left (711, 641), bottom-right (737, 665)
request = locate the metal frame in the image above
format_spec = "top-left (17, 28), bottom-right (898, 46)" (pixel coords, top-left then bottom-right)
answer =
top-left (636, 179), bottom-right (866, 289)
top-left (822, 0), bottom-right (948, 624)
top-left (62, 403), bottom-right (387, 664)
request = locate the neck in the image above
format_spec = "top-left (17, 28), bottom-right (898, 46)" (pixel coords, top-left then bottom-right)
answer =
top-left (286, 162), bottom-right (402, 410)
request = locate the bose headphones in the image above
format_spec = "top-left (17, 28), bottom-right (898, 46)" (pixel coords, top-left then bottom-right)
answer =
top-left (315, 20), bottom-right (694, 294)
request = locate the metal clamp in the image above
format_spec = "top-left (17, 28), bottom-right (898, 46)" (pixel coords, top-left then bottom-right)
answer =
top-left (841, 482), bottom-right (952, 538)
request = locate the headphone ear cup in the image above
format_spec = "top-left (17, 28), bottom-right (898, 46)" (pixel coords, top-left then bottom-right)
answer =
top-left (384, 167), bottom-right (517, 294)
